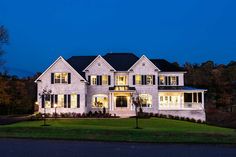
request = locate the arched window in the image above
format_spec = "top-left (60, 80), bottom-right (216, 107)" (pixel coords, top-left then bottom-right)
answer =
top-left (92, 94), bottom-right (108, 108)
top-left (139, 94), bottom-right (152, 107)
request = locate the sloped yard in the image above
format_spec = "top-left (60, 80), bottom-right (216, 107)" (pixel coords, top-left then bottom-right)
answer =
top-left (0, 118), bottom-right (236, 143)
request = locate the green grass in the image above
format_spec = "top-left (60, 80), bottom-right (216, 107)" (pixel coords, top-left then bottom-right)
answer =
top-left (0, 118), bottom-right (236, 143)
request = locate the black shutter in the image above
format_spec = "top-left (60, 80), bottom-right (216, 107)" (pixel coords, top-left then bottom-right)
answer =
top-left (168, 76), bottom-right (171, 85)
top-left (68, 73), bottom-right (71, 84)
top-left (101, 75), bottom-right (102, 85)
top-left (133, 75), bottom-right (136, 85)
top-left (144, 75), bottom-right (147, 85)
top-left (141, 75), bottom-right (145, 85)
top-left (77, 94), bottom-right (80, 108)
top-left (165, 76), bottom-right (168, 85)
top-left (176, 76), bottom-right (179, 85)
top-left (55, 95), bottom-right (58, 104)
top-left (88, 75), bottom-right (91, 85)
top-left (51, 73), bottom-right (54, 84)
top-left (42, 95), bottom-right (45, 108)
top-left (108, 75), bottom-right (111, 85)
top-left (153, 75), bottom-right (155, 85)
top-left (64, 95), bottom-right (67, 108)
top-left (96, 75), bottom-right (99, 85)
top-left (158, 76), bottom-right (160, 85)
top-left (68, 95), bottom-right (71, 108)
top-left (51, 95), bottom-right (54, 108)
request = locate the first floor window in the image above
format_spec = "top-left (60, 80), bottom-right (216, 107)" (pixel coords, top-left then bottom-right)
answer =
top-left (139, 94), bottom-right (152, 107)
top-left (57, 94), bottom-right (64, 108)
top-left (71, 94), bottom-right (77, 108)
top-left (92, 94), bottom-right (108, 108)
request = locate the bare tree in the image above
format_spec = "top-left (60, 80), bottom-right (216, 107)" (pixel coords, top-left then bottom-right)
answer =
top-left (132, 93), bottom-right (142, 129)
top-left (39, 88), bottom-right (52, 126)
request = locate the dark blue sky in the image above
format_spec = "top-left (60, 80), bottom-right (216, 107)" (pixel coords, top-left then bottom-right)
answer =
top-left (1, 0), bottom-right (236, 76)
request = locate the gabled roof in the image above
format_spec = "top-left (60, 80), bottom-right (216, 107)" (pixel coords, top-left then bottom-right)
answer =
top-left (35, 56), bottom-right (85, 82)
top-left (83, 55), bottom-right (116, 72)
top-left (128, 55), bottom-right (160, 71)
top-left (103, 53), bottom-right (139, 71)
top-left (150, 59), bottom-right (185, 72)
top-left (67, 56), bottom-right (97, 78)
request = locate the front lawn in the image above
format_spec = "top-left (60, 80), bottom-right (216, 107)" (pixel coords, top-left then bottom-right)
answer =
top-left (0, 118), bottom-right (235, 143)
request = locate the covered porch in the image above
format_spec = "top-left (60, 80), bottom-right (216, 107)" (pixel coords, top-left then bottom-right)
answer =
top-left (158, 87), bottom-right (206, 110)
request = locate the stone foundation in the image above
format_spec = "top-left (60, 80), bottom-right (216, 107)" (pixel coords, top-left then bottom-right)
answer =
top-left (158, 110), bottom-right (206, 121)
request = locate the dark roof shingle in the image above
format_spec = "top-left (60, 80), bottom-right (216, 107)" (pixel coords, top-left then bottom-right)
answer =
top-left (103, 53), bottom-right (139, 71)
top-left (150, 59), bottom-right (185, 72)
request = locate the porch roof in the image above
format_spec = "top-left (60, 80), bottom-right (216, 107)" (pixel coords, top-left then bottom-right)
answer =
top-left (109, 86), bottom-right (136, 91)
top-left (158, 86), bottom-right (207, 92)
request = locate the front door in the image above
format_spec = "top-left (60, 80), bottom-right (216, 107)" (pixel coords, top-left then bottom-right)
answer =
top-left (116, 96), bottom-right (127, 107)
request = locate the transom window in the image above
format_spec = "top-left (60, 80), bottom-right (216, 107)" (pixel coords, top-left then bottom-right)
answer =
top-left (92, 94), bottom-right (108, 108)
top-left (139, 94), bottom-right (152, 107)
top-left (54, 73), bottom-right (68, 84)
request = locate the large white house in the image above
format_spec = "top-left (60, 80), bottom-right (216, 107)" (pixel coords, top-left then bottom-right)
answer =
top-left (35, 53), bottom-right (207, 121)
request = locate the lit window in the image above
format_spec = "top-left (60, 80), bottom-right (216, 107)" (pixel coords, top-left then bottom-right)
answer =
top-left (116, 76), bottom-right (127, 85)
top-left (160, 96), bottom-right (163, 102)
top-left (91, 75), bottom-right (97, 85)
top-left (71, 94), bottom-right (77, 108)
top-left (57, 94), bottom-right (64, 108)
top-left (146, 75), bottom-right (153, 85)
top-left (102, 75), bottom-right (108, 85)
top-left (45, 95), bottom-right (51, 108)
top-left (159, 75), bottom-right (165, 85)
top-left (54, 73), bottom-right (68, 84)
top-left (170, 76), bottom-right (177, 85)
top-left (92, 94), bottom-right (108, 108)
top-left (139, 94), bottom-right (152, 107)
top-left (135, 75), bottom-right (142, 85)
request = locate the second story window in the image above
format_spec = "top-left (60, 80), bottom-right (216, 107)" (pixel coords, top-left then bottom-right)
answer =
top-left (52, 73), bottom-right (70, 84)
top-left (170, 76), bottom-right (177, 85)
top-left (135, 75), bottom-right (142, 85)
top-left (159, 75), bottom-right (165, 85)
top-left (146, 75), bottom-right (153, 85)
top-left (102, 75), bottom-right (108, 85)
top-left (91, 75), bottom-right (97, 85)
top-left (116, 76), bottom-right (127, 85)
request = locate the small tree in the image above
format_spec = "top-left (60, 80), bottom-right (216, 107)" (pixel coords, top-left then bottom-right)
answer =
top-left (132, 93), bottom-right (142, 129)
top-left (39, 88), bottom-right (52, 126)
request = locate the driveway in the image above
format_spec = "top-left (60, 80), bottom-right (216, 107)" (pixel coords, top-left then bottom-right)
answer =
top-left (0, 139), bottom-right (236, 157)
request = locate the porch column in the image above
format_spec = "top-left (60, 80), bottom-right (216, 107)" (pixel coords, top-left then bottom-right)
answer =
top-left (201, 92), bottom-right (204, 109)
top-left (109, 93), bottom-right (112, 111)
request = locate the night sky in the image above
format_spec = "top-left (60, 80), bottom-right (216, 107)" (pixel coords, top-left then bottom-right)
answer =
top-left (1, 0), bottom-right (236, 77)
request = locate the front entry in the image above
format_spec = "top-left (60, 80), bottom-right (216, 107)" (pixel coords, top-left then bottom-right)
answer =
top-left (116, 96), bottom-right (128, 107)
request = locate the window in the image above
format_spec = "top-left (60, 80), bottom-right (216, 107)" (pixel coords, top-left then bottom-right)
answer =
top-left (184, 93), bottom-right (192, 102)
top-left (170, 76), bottom-right (177, 85)
top-left (57, 94), bottom-right (64, 108)
top-left (71, 94), bottom-right (77, 108)
top-left (91, 75), bottom-right (97, 85)
top-left (146, 75), bottom-right (153, 85)
top-left (92, 94), bottom-right (108, 108)
top-left (159, 75), bottom-right (165, 85)
top-left (160, 96), bottom-right (163, 102)
top-left (116, 76), bottom-right (127, 85)
top-left (139, 94), bottom-right (152, 107)
top-left (102, 75), bottom-right (108, 85)
top-left (135, 75), bottom-right (142, 85)
top-left (54, 73), bottom-right (68, 84)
